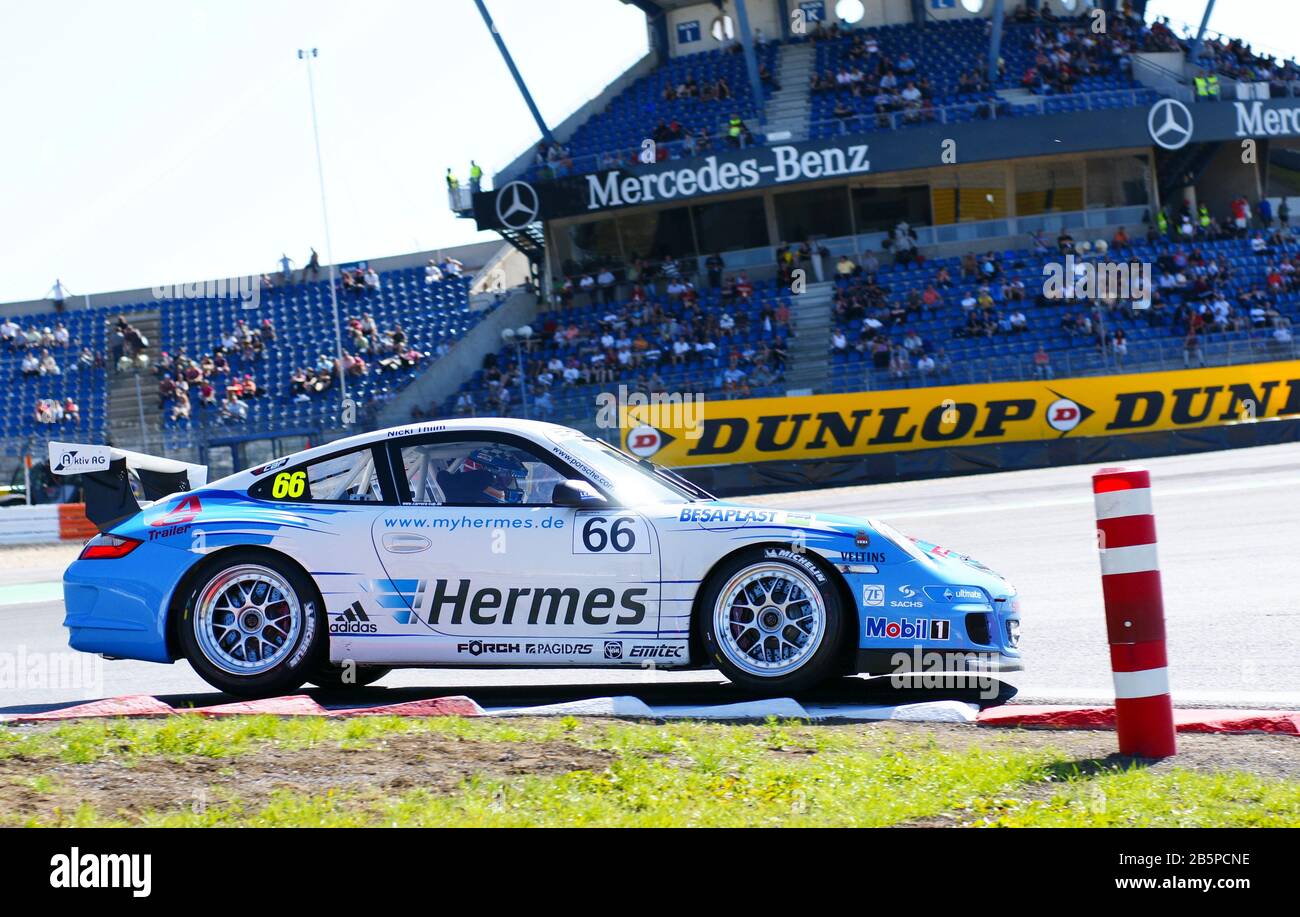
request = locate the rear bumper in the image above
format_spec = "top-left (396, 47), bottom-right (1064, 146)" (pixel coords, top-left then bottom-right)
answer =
top-left (63, 545), bottom-right (199, 664)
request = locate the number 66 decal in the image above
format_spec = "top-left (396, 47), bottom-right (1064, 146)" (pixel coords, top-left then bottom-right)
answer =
top-left (574, 512), bottom-right (650, 554)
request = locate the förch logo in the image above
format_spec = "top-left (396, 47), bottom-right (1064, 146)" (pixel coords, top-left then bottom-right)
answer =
top-left (495, 180), bottom-right (540, 229)
top-left (1147, 98), bottom-right (1194, 150)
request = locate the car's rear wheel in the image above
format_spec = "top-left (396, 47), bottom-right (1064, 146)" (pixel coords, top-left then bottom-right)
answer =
top-left (178, 550), bottom-right (326, 697)
top-left (307, 663), bottom-right (392, 690)
top-left (697, 546), bottom-right (846, 695)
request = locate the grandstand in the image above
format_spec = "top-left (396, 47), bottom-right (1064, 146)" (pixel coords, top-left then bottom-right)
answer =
top-left (7, 0), bottom-right (1300, 492)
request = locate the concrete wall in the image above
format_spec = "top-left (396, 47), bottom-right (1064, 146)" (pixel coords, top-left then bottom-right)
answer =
top-left (1195, 143), bottom-right (1263, 216)
top-left (376, 287), bottom-right (539, 427)
top-left (0, 239), bottom-right (516, 322)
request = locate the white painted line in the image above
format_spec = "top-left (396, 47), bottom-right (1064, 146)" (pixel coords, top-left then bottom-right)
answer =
top-left (878, 475), bottom-right (1300, 522)
top-left (1113, 667), bottom-right (1171, 700)
top-left (1098, 543), bottom-right (1160, 576)
top-left (485, 696), bottom-right (656, 718)
top-left (651, 698), bottom-right (808, 720)
top-left (803, 700), bottom-right (979, 723)
top-left (1093, 487), bottom-right (1153, 521)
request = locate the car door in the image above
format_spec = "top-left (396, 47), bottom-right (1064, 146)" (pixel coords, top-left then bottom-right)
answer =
top-left (369, 431), bottom-right (661, 666)
top-left (246, 442), bottom-right (402, 665)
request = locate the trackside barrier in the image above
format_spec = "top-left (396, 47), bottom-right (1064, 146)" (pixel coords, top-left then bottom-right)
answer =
top-left (0, 503), bottom-right (94, 546)
top-left (1093, 466), bottom-right (1177, 758)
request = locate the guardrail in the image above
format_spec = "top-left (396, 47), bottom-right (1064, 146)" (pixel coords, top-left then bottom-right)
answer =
top-left (844, 332), bottom-right (1299, 391)
top-left (0, 503), bottom-right (95, 545)
top-left (808, 86), bottom-right (1160, 137)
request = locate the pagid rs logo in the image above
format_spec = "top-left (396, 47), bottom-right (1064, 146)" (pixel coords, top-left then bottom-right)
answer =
top-left (331, 601), bottom-right (377, 634)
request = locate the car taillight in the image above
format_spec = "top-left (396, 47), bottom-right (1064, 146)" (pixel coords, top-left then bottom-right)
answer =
top-left (79, 533), bottom-right (143, 560)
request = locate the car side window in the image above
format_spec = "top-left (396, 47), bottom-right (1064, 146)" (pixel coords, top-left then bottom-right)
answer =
top-left (397, 440), bottom-right (567, 506)
top-left (252, 447), bottom-right (384, 503)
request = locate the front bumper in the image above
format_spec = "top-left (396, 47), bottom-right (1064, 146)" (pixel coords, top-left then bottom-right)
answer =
top-left (856, 649), bottom-right (1023, 675)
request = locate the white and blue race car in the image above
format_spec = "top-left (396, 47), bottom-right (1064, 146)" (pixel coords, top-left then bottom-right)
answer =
top-left (51, 419), bottom-right (1021, 697)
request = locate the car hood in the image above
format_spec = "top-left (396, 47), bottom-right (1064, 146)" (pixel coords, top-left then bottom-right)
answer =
top-left (661, 499), bottom-right (1014, 598)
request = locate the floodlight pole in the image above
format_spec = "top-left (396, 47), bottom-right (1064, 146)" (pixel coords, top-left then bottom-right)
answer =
top-left (298, 47), bottom-right (351, 426)
top-left (733, 0), bottom-right (767, 127)
top-left (473, 0), bottom-right (555, 145)
top-left (987, 0), bottom-right (1006, 86)
top-left (1188, 0), bottom-right (1218, 67)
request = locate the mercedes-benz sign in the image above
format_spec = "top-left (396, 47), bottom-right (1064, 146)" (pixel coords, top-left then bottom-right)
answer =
top-left (494, 180), bottom-right (540, 229)
top-left (1147, 98), bottom-right (1194, 151)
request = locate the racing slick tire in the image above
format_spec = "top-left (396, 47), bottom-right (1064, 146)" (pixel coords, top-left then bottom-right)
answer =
top-left (178, 549), bottom-right (328, 698)
top-left (307, 664), bottom-right (392, 690)
top-left (697, 545), bottom-right (846, 695)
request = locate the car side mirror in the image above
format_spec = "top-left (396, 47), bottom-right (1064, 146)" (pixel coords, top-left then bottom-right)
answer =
top-left (551, 479), bottom-right (606, 507)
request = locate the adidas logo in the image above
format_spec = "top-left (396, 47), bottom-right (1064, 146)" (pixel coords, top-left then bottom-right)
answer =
top-left (330, 601), bottom-right (377, 634)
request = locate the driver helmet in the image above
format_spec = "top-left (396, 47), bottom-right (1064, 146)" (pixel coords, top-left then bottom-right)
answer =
top-left (460, 447), bottom-right (527, 503)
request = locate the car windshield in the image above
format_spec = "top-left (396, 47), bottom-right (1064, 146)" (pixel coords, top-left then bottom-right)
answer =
top-left (548, 432), bottom-right (700, 505)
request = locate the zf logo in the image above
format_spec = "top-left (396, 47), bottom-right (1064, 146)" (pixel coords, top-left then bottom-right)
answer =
top-left (331, 601), bottom-right (377, 634)
top-left (862, 584), bottom-right (885, 607)
top-left (604, 641), bottom-right (623, 659)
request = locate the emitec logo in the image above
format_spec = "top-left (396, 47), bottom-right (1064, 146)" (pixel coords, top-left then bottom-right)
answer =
top-left (1147, 98), bottom-right (1194, 150)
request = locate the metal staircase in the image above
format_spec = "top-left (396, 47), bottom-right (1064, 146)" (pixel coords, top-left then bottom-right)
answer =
top-left (106, 310), bottom-right (162, 453)
top-left (783, 280), bottom-right (835, 394)
top-left (763, 43), bottom-right (816, 140)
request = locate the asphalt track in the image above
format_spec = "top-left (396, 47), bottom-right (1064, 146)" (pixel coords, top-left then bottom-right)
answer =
top-left (3, 441), bottom-right (1299, 716)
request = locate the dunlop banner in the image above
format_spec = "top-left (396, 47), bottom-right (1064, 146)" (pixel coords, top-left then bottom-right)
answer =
top-left (619, 361), bottom-right (1300, 467)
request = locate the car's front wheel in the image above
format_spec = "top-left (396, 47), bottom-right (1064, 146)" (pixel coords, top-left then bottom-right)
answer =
top-left (178, 550), bottom-right (326, 697)
top-left (697, 546), bottom-right (846, 695)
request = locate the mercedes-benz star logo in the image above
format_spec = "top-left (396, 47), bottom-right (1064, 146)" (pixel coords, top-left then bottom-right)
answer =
top-left (1147, 98), bottom-right (1194, 151)
top-left (495, 180), bottom-right (540, 229)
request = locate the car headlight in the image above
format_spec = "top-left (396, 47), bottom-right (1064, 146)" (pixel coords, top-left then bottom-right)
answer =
top-left (1006, 619), bottom-right (1021, 648)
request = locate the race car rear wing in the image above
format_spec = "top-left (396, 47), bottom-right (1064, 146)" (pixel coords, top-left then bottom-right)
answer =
top-left (48, 441), bottom-right (208, 532)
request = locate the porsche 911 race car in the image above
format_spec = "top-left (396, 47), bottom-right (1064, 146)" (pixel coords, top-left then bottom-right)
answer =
top-left (50, 419), bottom-right (1021, 697)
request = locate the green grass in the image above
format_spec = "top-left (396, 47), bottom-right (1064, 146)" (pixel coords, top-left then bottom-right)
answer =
top-left (3, 716), bottom-right (1298, 827)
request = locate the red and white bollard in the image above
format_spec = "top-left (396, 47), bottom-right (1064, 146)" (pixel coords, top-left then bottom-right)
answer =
top-left (1092, 466), bottom-right (1176, 758)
